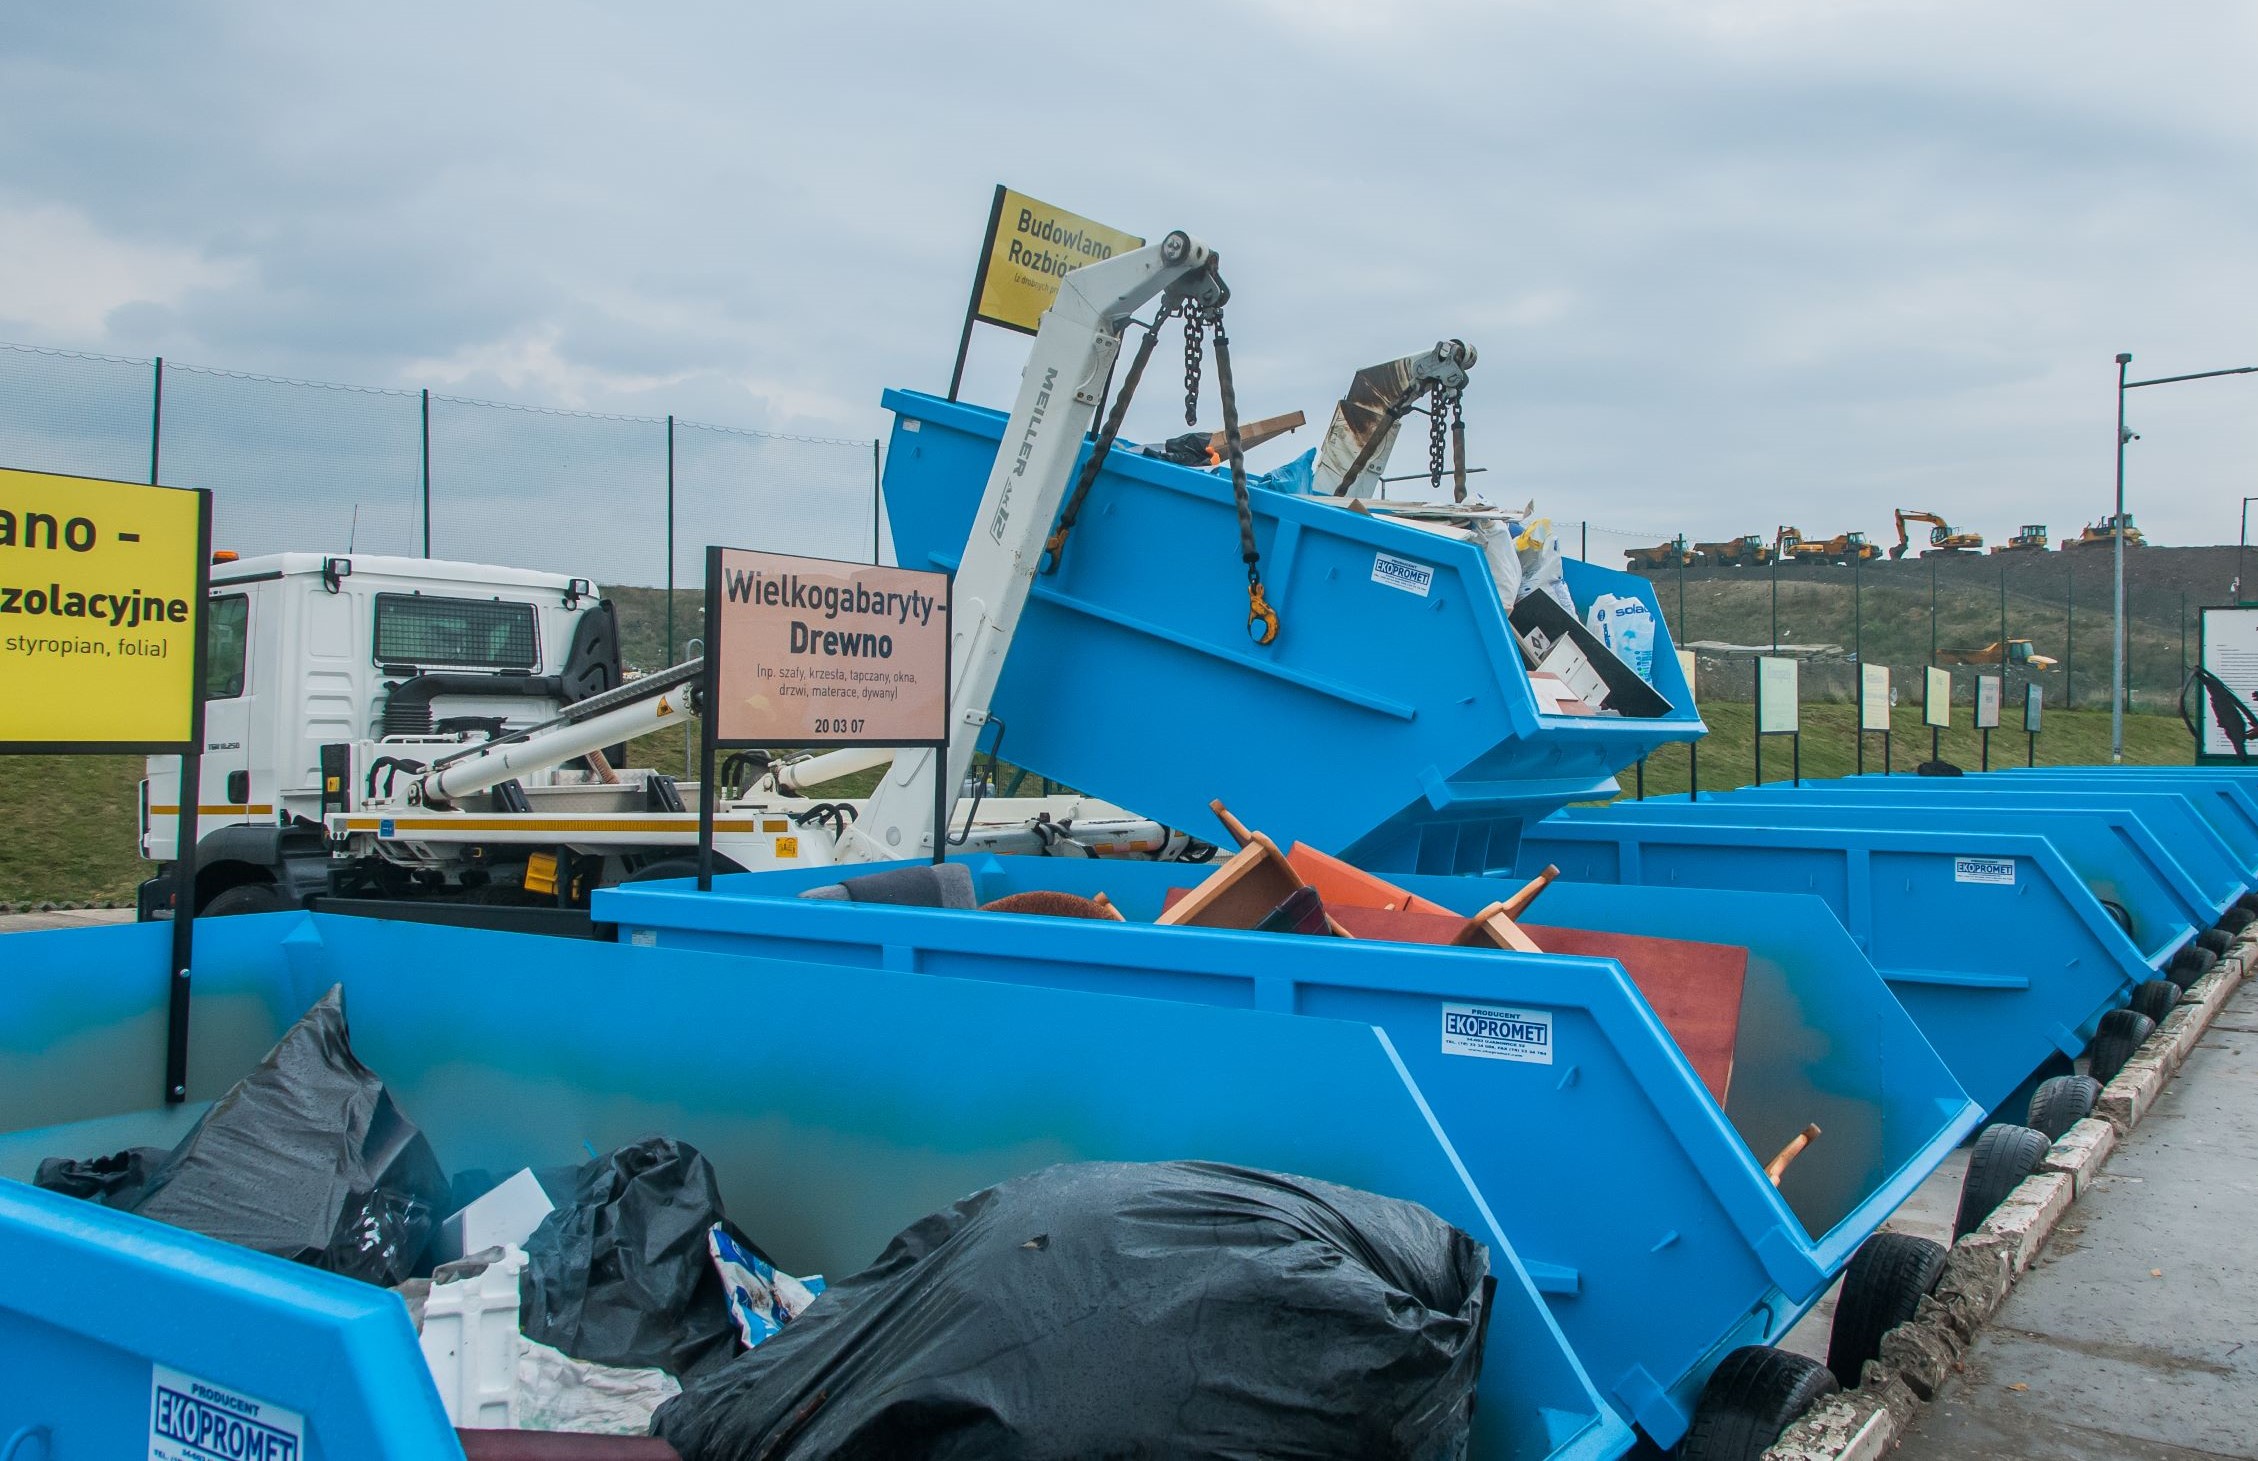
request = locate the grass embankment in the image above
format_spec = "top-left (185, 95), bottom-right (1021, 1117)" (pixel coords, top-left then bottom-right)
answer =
top-left (0, 706), bottom-right (2202, 909)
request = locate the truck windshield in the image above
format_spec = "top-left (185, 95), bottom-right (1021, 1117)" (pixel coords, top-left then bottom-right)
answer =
top-left (373, 593), bottom-right (539, 670)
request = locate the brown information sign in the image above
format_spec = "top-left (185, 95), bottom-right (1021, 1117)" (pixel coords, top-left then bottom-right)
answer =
top-left (705, 547), bottom-right (951, 748)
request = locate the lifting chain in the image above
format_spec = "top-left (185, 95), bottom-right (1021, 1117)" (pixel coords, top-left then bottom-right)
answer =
top-left (1428, 382), bottom-right (1469, 501)
top-left (1041, 283), bottom-right (1276, 646)
top-left (1180, 304), bottom-right (1206, 426)
top-left (1204, 303), bottom-right (1277, 647)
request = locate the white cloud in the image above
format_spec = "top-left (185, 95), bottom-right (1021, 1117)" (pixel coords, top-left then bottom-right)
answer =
top-left (0, 202), bottom-right (245, 343)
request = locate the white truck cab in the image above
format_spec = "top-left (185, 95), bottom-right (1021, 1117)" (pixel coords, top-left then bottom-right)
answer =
top-left (141, 552), bottom-right (622, 915)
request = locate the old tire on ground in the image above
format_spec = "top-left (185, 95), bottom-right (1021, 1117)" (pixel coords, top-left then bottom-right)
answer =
top-left (2171, 945), bottom-right (2219, 982)
top-left (2087, 1009), bottom-right (2155, 1084)
top-left (2026, 1074), bottom-right (2103, 1138)
top-left (2237, 891), bottom-right (2258, 917)
top-left (2130, 979), bottom-right (2184, 1024)
top-left (2217, 907), bottom-right (2256, 934)
top-left (1674, 1345), bottom-right (1839, 1461)
top-left (1825, 1233), bottom-right (1948, 1390)
top-left (200, 881), bottom-right (288, 917)
top-left (2197, 927), bottom-right (2234, 955)
top-left (1953, 1123), bottom-right (2052, 1238)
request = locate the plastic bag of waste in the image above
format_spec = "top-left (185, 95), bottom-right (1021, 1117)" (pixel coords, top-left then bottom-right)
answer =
top-left (1517, 518), bottom-right (1575, 614)
top-left (521, 1136), bottom-right (750, 1379)
top-left (1473, 518), bottom-right (1525, 611)
top-left (120, 984), bottom-right (448, 1286)
top-left (1584, 592), bottom-right (1657, 682)
top-left (654, 1160), bottom-right (1494, 1461)
top-left (516, 1335), bottom-right (683, 1436)
top-left (34, 1146), bottom-right (169, 1208)
top-left (707, 1224), bottom-right (822, 1349)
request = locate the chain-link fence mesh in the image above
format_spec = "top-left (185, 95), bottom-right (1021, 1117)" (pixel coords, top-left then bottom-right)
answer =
top-left (0, 343), bottom-right (155, 485)
top-left (0, 342), bottom-right (881, 611)
top-left (163, 362), bottom-right (426, 559)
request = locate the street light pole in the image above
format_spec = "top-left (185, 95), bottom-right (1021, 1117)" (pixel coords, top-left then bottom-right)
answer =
top-left (2112, 353), bottom-right (2130, 762)
top-left (2112, 354), bottom-right (2258, 760)
top-left (2240, 495), bottom-right (2258, 606)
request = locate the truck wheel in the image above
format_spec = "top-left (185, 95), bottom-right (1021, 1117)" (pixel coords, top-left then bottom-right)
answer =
top-left (2087, 1009), bottom-right (2155, 1083)
top-left (201, 881), bottom-right (288, 917)
top-left (1675, 1346), bottom-right (1837, 1460)
top-left (1953, 1123), bottom-right (2051, 1237)
top-left (1826, 1233), bottom-right (1947, 1390)
top-left (2026, 1074), bottom-right (2103, 1138)
top-left (2129, 979), bottom-right (2182, 1025)
top-left (2196, 928), bottom-right (2234, 955)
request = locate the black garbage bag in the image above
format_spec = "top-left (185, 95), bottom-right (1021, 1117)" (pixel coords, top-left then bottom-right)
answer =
top-left (34, 1146), bottom-right (169, 1208)
top-left (521, 1136), bottom-right (748, 1380)
top-left (125, 983), bottom-right (449, 1286)
top-left (654, 1160), bottom-right (1494, 1461)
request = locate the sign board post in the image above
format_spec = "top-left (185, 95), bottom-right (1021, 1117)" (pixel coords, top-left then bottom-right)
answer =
top-left (2023, 681), bottom-right (2044, 767)
top-left (1858, 663), bottom-right (1891, 775)
top-left (1678, 649), bottom-right (1699, 800)
top-left (0, 466), bottom-right (210, 1103)
top-left (1974, 674), bottom-right (2002, 771)
top-left (948, 185), bottom-right (1144, 400)
top-left (1924, 666), bottom-right (1952, 764)
top-left (699, 547), bottom-right (953, 888)
top-left (2194, 606), bottom-right (2258, 764)
top-left (1754, 656), bottom-right (1800, 787)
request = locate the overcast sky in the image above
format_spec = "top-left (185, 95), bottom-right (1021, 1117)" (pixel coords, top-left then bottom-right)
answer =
top-left (3, 0), bottom-right (2254, 561)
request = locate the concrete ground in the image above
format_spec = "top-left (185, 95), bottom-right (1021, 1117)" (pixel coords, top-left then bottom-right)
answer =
top-left (1890, 979), bottom-right (2258, 1460)
top-left (0, 907), bottom-right (134, 933)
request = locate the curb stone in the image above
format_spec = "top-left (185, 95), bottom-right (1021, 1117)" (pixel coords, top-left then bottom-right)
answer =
top-left (1763, 929), bottom-right (2252, 1460)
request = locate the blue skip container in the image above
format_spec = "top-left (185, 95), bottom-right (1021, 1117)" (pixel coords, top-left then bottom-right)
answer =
top-left (1518, 805), bottom-right (2169, 1114)
top-left (599, 857), bottom-right (1980, 1448)
top-left (0, 914), bottom-right (1630, 1461)
top-left (879, 389), bottom-right (1703, 867)
top-left (1708, 779), bottom-right (2251, 927)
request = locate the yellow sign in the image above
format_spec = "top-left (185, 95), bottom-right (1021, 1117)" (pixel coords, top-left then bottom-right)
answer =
top-left (972, 187), bottom-right (1144, 335)
top-left (0, 467), bottom-right (208, 752)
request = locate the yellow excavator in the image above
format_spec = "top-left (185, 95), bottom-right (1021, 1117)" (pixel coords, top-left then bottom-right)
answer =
top-left (1890, 509), bottom-right (1984, 559)
top-left (1693, 533), bottom-right (1773, 567)
top-left (1777, 526), bottom-right (1880, 565)
top-left (2065, 513), bottom-right (2145, 550)
top-left (1990, 525), bottom-right (2048, 554)
top-left (1624, 535), bottom-right (1695, 570)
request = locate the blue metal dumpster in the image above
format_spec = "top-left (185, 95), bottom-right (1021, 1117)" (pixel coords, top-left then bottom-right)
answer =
top-left (878, 389), bottom-right (1702, 865)
top-left (1992, 769), bottom-right (2258, 877)
top-left (0, 914), bottom-right (1631, 1461)
top-left (1707, 780), bottom-right (2251, 922)
top-left (1516, 809), bottom-right (2156, 1115)
top-left (598, 857), bottom-right (1981, 1448)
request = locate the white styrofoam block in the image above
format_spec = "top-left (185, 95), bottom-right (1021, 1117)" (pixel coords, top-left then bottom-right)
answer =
top-left (420, 1245), bottom-right (529, 1428)
top-left (436, 1168), bottom-right (555, 1264)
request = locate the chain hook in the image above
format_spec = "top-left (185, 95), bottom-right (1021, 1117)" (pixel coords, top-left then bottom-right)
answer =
top-left (1245, 566), bottom-right (1279, 647)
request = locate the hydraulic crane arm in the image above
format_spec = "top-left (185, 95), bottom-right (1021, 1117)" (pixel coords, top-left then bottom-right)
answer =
top-left (1314, 340), bottom-right (1478, 498)
top-left (835, 231), bottom-right (1225, 864)
top-left (408, 659), bottom-right (704, 806)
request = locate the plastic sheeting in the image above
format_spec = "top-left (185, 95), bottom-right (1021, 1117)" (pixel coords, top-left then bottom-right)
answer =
top-left (654, 1160), bottom-right (1493, 1461)
top-left (521, 1137), bottom-right (751, 1380)
top-left (43, 985), bottom-right (449, 1286)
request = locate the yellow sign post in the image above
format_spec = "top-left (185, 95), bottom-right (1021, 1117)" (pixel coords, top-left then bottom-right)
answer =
top-left (948, 185), bottom-right (1143, 397)
top-left (0, 467), bottom-right (210, 752)
top-left (2, 464), bottom-right (211, 1107)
